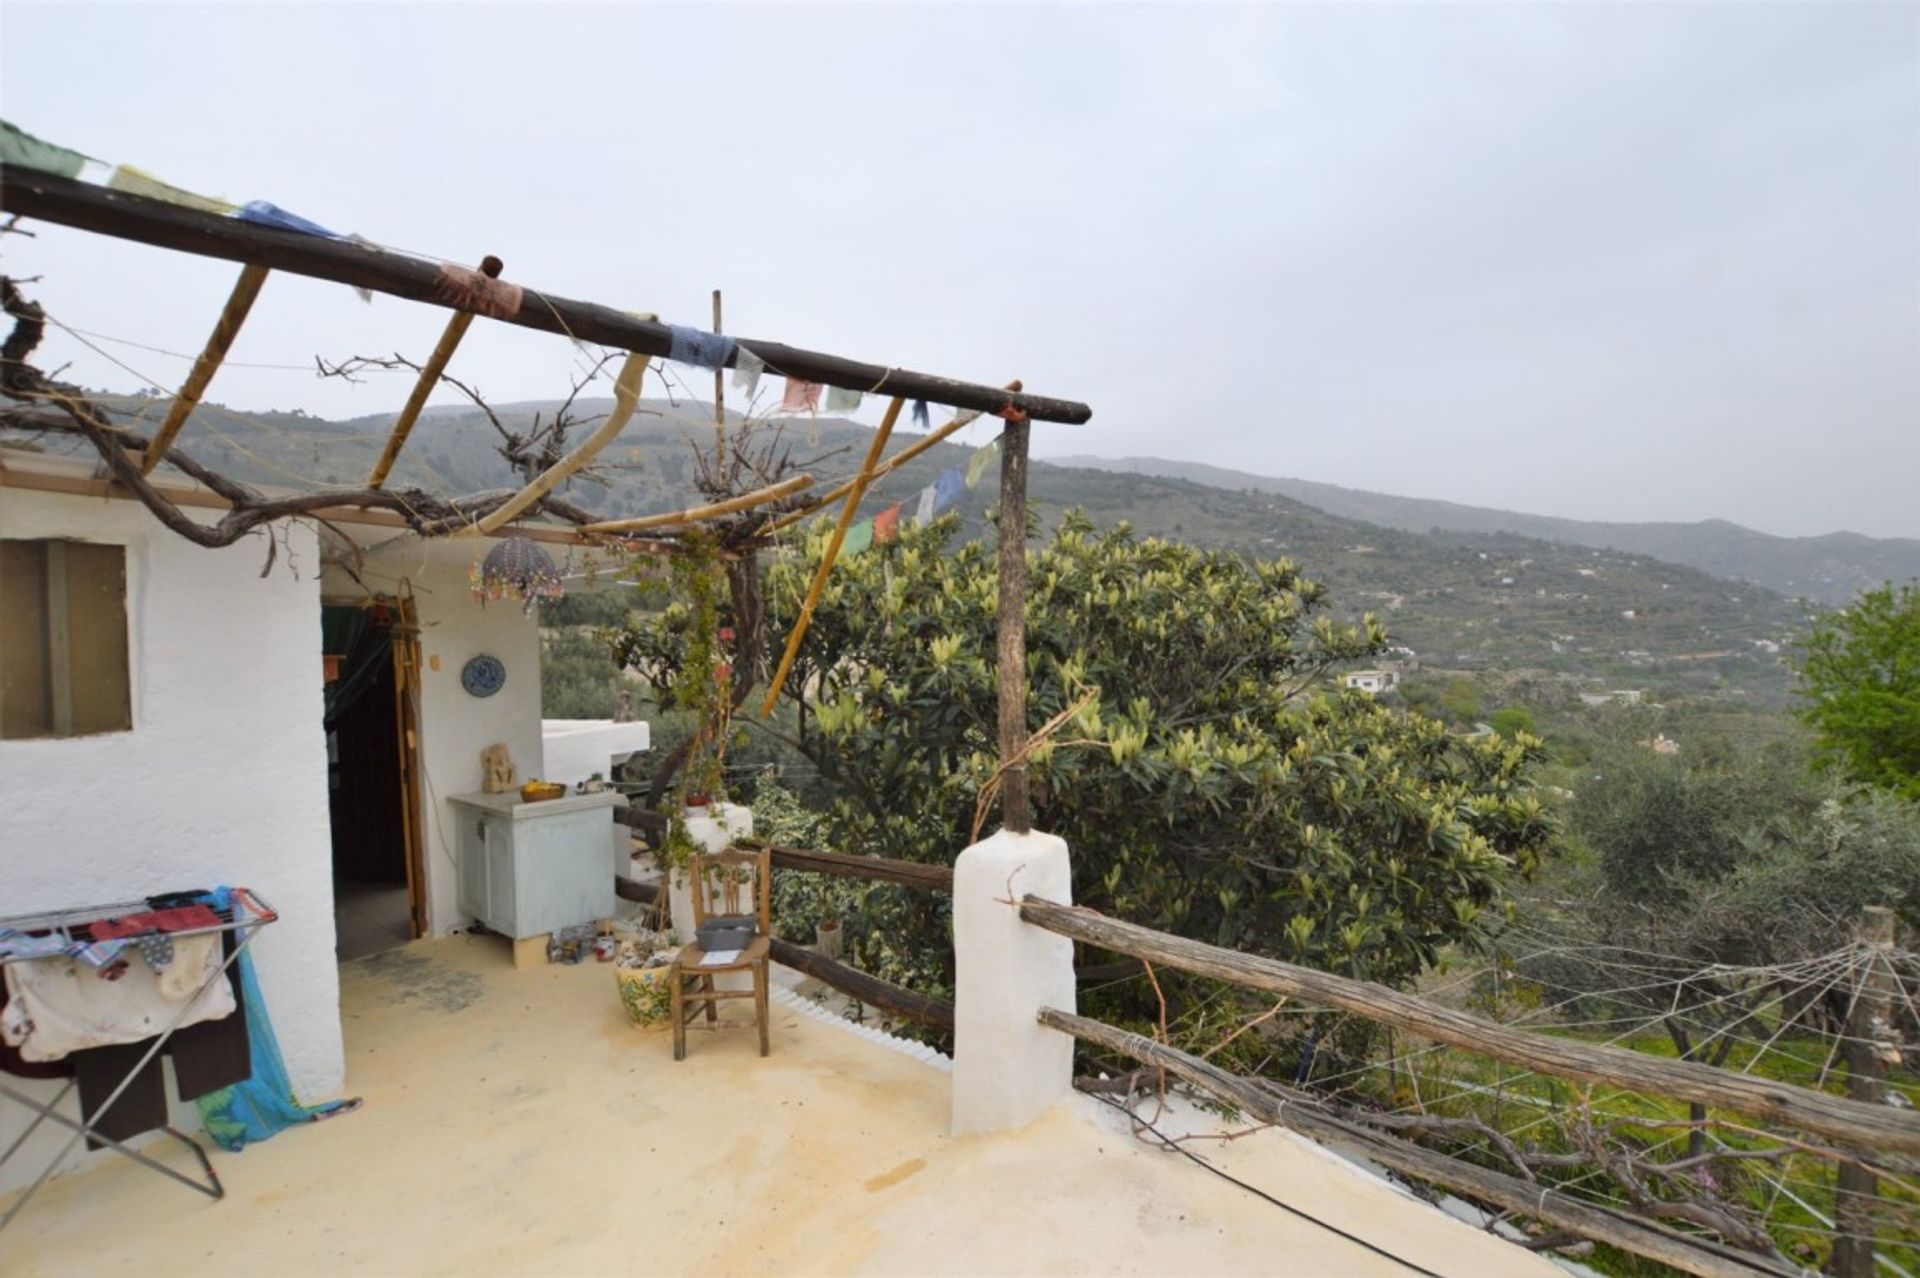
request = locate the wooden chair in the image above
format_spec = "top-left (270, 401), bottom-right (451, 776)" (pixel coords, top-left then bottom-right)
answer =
top-left (670, 844), bottom-right (771, 1060)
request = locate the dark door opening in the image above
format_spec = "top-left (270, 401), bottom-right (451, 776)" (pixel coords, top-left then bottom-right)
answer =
top-left (323, 602), bottom-right (424, 961)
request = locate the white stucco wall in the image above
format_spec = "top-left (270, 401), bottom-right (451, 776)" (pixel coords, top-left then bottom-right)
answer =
top-left (320, 536), bottom-right (544, 936)
top-left (0, 489), bottom-right (343, 1188)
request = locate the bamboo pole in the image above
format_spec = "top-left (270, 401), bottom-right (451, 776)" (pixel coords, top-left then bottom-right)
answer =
top-left (759, 397), bottom-right (904, 717)
top-left (459, 352), bottom-right (651, 538)
top-left (762, 380), bottom-right (1022, 534)
top-left (1039, 1009), bottom-right (1800, 1278)
top-left (995, 414), bottom-right (1033, 833)
top-left (1829, 906), bottom-right (1898, 1278)
top-left (1019, 896), bottom-right (1920, 1156)
top-left (138, 263), bottom-right (269, 475)
top-left (366, 255), bottom-right (502, 489)
top-left (578, 473), bottom-right (814, 534)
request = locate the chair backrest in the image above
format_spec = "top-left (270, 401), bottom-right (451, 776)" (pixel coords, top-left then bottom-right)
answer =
top-left (688, 844), bottom-right (770, 934)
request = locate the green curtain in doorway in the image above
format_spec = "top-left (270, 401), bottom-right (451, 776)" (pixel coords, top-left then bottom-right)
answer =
top-left (321, 606), bottom-right (389, 728)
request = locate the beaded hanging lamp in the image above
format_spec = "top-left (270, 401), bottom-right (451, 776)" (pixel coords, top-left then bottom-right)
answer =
top-left (471, 535), bottom-right (565, 614)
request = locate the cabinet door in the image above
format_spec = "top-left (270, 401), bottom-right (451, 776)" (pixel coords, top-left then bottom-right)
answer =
top-left (484, 817), bottom-right (518, 934)
top-left (457, 812), bottom-right (489, 922)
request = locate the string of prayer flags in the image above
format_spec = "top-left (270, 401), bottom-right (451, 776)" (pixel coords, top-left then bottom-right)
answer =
top-left (731, 344), bottom-right (765, 398)
top-left (106, 164), bottom-right (235, 215)
top-left (824, 384), bottom-right (862, 415)
top-left (236, 200), bottom-right (340, 239)
top-left (911, 399), bottom-right (931, 430)
top-left (873, 503), bottom-right (902, 544)
top-left (666, 324), bottom-right (736, 371)
top-left (841, 518), bottom-right (873, 556)
top-left (0, 120), bottom-right (91, 179)
top-left (965, 440), bottom-right (1000, 489)
top-left (780, 378), bottom-right (821, 414)
top-left (915, 485), bottom-right (937, 527)
top-left (932, 465), bottom-right (967, 514)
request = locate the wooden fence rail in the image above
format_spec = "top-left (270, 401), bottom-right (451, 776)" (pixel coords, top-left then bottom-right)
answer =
top-left (1019, 895), bottom-right (1920, 1157)
top-left (1040, 1009), bottom-right (1797, 1278)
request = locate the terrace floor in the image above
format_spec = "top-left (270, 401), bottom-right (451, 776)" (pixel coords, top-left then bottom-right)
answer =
top-left (4, 936), bottom-right (1556, 1276)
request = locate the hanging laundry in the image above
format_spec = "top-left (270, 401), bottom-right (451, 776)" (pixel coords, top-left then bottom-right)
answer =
top-left (106, 165), bottom-right (235, 215)
top-left (235, 200), bottom-right (340, 239)
top-left (780, 378), bottom-right (821, 414)
top-left (841, 519), bottom-right (873, 556)
top-left (914, 485), bottom-right (937, 527)
top-left (873, 503), bottom-right (902, 543)
top-left (911, 399), bottom-right (931, 430)
top-left (0, 120), bottom-right (91, 178)
top-left (731, 344), bottom-right (765, 398)
top-left (965, 441), bottom-right (1000, 489)
top-left (824, 384), bottom-right (862, 415)
top-left (932, 465), bottom-right (967, 515)
top-left (0, 930), bottom-right (74, 962)
top-left (1, 936), bottom-right (234, 1061)
top-left (666, 324), bottom-right (736, 371)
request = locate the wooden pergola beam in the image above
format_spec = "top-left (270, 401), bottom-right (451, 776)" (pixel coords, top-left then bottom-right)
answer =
top-left (0, 167), bottom-right (1092, 425)
top-left (366, 255), bottom-right (501, 490)
top-left (579, 472), bottom-right (814, 535)
top-left (138, 263), bottom-right (268, 475)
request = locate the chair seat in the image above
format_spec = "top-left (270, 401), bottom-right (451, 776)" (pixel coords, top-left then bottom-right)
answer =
top-left (673, 934), bottom-right (769, 973)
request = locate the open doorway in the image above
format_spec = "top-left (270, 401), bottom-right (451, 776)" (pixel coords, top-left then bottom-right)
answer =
top-left (322, 599), bottom-right (426, 960)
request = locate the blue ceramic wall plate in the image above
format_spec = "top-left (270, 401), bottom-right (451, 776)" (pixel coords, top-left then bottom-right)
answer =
top-left (461, 653), bottom-right (507, 698)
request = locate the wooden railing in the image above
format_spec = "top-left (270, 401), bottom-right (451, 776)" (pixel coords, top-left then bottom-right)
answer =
top-left (1019, 895), bottom-right (1920, 1278)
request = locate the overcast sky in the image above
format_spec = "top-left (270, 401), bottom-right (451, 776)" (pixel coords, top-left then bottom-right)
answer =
top-left (4, 3), bottom-right (1916, 538)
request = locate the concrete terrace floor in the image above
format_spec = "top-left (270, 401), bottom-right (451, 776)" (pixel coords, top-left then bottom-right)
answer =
top-left (4, 936), bottom-right (1558, 1277)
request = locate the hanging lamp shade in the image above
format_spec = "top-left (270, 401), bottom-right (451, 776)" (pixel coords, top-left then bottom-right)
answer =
top-left (471, 535), bottom-right (565, 613)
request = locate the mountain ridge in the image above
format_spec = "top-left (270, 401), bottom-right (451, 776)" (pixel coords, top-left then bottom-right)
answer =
top-left (1050, 455), bottom-right (1920, 607)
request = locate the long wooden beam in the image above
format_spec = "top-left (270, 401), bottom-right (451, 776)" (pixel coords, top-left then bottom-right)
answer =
top-left (1019, 896), bottom-right (1920, 1156)
top-left (1040, 1009), bottom-right (1798, 1278)
top-left (0, 167), bottom-right (1091, 424)
top-left (578, 473), bottom-right (814, 534)
top-left (753, 839), bottom-right (954, 894)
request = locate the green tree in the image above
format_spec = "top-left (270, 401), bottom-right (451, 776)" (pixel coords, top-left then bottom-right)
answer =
top-left (619, 513), bottom-right (1555, 994)
top-left (1488, 706), bottom-right (1536, 740)
top-left (1796, 582), bottom-right (1920, 799)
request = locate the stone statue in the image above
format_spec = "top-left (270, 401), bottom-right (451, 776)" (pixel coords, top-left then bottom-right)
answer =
top-left (481, 742), bottom-right (518, 794)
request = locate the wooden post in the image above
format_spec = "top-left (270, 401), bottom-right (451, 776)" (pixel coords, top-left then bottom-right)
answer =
top-left (712, 289), bottom-right (725, 469)
top-left (995, 415), bottom-right (1033, 834)
top-left (1828, 905), bottom-right (1897, 1278)
top-left (367, 255), bottom-right (502, 489)
top-left (139, 263), bottom-right (269, 475)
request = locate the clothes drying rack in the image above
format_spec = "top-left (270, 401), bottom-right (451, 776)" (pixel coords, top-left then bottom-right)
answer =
top-left (0, 887), bottom-right (278, 1230)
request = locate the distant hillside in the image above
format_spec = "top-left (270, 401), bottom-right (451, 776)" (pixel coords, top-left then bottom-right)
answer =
top-left (23, 398), bottom-right (1811, 706)
top-left (1053, 455), bottom-right (1920, 607)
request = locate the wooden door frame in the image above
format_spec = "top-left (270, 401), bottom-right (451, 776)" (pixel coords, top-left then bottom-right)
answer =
top-left (323, 594), bottom-right (428, 940)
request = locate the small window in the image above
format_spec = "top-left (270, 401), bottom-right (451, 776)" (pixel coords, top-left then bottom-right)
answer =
top-left (1, 539), bottom-right (132, 739)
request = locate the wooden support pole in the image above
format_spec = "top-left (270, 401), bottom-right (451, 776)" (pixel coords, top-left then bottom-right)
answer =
top-left (1019, 896), bottom-right (1920, 1156)
top-left (1039, 1008), bottom-right (1800, 1278)
top-left (138, 262), bottom-right (268, 475)
top-left (366, 255), bottom-right (502, 489)
top-left (460, 352), bottom-right (651, 537)
top-left (1828, 905), bottom-right (1898, 1278)
top-left (1, 167), bottom-right (1092, 425)
top-left (759, 397), bottom-right (904, 717)
top-left (762, 380), bottom-right (1022, 534)
top-left (578, 473), bottom-right (814, 534)
top-left (712, 288), bottom-right (725, 468)
top-left (995, 415), bottom-right (1033, 834)
top-left (768, 937), bottom-right (955, 1031)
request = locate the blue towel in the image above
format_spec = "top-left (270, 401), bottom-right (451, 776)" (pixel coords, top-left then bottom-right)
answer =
top-left (235, 201), bottom-right (340, 239)
top-left (667, 325), bottom-right (736, 370)
top-left (193, 889), bottom-right (359, 1151)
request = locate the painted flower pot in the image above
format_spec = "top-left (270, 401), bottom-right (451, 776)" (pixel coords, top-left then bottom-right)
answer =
top-left (615, 961), bottom-right (676, 1029)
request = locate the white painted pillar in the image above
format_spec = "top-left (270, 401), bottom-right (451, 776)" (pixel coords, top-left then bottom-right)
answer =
top-left (950, 827), bottom-right (1076, 1135)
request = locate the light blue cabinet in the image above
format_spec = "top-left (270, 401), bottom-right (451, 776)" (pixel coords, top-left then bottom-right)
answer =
top-left (450, 790), bottom-right (619, 938)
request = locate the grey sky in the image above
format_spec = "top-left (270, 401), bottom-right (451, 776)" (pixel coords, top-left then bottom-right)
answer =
top-left (4, 2), bottom-right (1916, 538)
